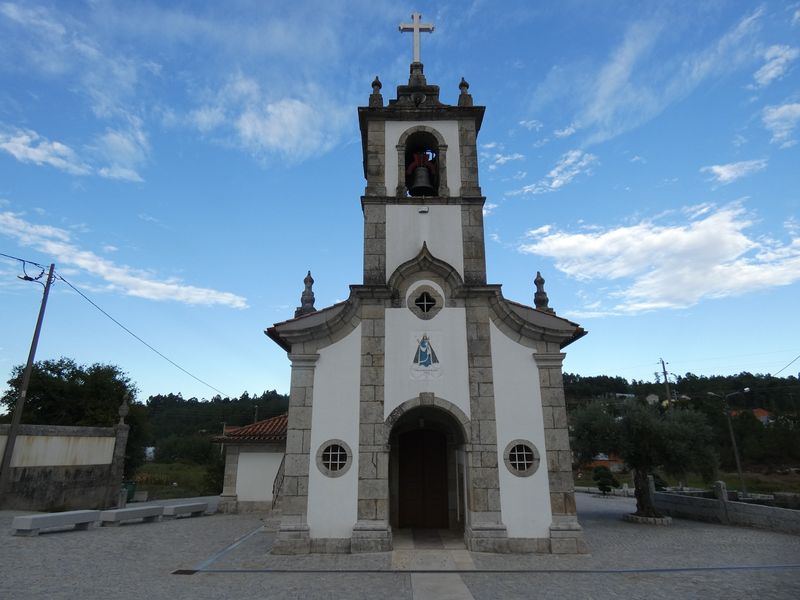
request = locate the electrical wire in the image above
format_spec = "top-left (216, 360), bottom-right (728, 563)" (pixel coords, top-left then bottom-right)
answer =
top-left (55, 272), bottom-right (231, 398)
top-left (3, 251), bottom-right (231, 396)
top-left (0, 251), bottom-right (46, 269)
top-left (774, 353), bottom-right (800, 377)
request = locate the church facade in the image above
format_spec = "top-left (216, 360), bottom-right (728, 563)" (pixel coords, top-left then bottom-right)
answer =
top-left (266, 30), bottom-right (587, 555)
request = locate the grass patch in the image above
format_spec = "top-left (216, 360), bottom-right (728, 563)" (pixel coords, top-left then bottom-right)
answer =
top-left (133, 462), bottom-right (214, 499)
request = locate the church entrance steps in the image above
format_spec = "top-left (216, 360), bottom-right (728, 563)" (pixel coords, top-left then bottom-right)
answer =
top-left (391, 528), bottom-right (475, 571)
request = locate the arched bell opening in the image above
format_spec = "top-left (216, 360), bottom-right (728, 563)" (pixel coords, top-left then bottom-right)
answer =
top-left (404, 131), bottom-right (440, 197)
top-left (388, 404), bottom-right (467, 531)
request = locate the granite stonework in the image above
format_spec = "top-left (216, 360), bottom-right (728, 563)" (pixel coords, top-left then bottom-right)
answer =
top-left (0, 422), bottom-right (128, 511)
top-left (266, 57), bottom-right (587, 555)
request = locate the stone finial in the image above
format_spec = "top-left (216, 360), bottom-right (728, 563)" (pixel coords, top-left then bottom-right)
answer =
top-left (369, 76), bottom-right (383, 107)
top-left (458, 77), bottom-right (473, 107)
top-left (295, 271), bottom-right (317, 318)
top-left (534, 271), bottom-right (554, 313)
top-left (118, 393), bottom-right (130, 425)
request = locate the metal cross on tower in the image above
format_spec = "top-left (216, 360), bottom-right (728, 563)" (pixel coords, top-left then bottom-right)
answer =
top-left (399, 12), bottom-right (434, 64)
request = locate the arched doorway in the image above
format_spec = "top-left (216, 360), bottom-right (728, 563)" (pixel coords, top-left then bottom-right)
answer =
top-left (388, 404), bottom-right (467, 530)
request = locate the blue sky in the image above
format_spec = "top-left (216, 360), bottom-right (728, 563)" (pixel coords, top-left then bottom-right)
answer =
top-left (1, 1), bottom-right (799, 404)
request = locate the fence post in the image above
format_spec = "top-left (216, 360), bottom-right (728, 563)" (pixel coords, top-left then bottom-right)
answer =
top-left (107, 398), bottom-right (130, 508)
top-left (713, 480), bottom-right (729, 524)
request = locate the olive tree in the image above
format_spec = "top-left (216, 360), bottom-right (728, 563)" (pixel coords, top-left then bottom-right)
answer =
top-left (572, 401), bottom-right (717, 517)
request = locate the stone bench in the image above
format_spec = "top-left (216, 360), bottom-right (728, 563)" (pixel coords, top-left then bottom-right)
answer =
top-left (12, 510), bottom-right (100, 536)
top-left (162, 502), bottom-right (208, 519)
top-left (99, 505), bottom-right (163, 526)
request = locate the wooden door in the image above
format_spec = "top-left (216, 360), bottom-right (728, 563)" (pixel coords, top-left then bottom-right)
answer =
top-left (398, 429), bottom-right (448, 528)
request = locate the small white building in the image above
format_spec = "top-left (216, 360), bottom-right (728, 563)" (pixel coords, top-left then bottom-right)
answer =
top-left (217, 414), bottom-right (287, 513)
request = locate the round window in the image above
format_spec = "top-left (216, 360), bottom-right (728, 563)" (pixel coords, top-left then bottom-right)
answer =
top-left (406, 284), bottom-right (444, 320)
top-left (503, 440), bottom-right (540, 477)
top-left (316, 439), bottom-right (353, 478)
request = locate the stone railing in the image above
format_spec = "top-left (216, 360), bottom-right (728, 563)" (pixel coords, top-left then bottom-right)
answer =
top-left (654, 480), bottom-right (800, 535)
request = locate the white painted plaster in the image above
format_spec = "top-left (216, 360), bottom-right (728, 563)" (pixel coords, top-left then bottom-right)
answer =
top-left (307, 324), bottom-right (361, 538)
top-left (385, 120), bottom-right (462, 197)
top-left (386, 205), bottom-right (464, 281)
top-left (236, 451), bottom-right (283, 502)
top-left (490, 321), bottom-right (552, 538)
top-left (403, 280), bottom-right (446, 304)
top-left (384, 302), bottom-right (470, 419)
top-left (0, 435), bottom-right (115, 467)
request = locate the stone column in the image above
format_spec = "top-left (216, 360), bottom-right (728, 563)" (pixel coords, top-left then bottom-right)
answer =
top-left (537, 351), bottom-right (588, 554)
top-left (351, 299), bottom-right (392, 552)
top-left (458, 119), bottom-right (481, 197)
top-left (362, 201), bottom-right (386, 285)
top-left (218, 445), bottom-right (240, 513)
top-left (461, 201), bottom-right (487, 285)
top-left (364, 120), bottom-right (386, 196)
top-left (272, 353), bottom-right (318, 555)
top-left (106, 422), bottom-right (129, 508)
top-left (464, 298), bottom-right (507, 552)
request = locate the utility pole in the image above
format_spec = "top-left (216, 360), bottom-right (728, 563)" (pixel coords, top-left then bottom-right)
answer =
top-left (0, 263), bottom-right (55, 500)
top-left (660, 358), bottom-right (672, 409)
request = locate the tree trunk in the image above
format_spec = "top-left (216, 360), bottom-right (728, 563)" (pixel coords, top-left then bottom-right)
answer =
top-left (632, 469), bottom-right (662, 518)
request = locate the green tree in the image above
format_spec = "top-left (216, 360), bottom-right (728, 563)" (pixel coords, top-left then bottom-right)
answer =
top-left (572, 401), bottom-right (717, 517)
top-left (1, 357), bottom-right (147, 476)
top-left (592, 465), bottom-right (620, 495)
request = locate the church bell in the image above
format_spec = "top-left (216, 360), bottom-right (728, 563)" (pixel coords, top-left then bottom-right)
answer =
top-left (409, 166), bottom-right (435, 196)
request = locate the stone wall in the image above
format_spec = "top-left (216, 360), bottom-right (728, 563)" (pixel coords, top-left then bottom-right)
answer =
top-left (0, 423), bottom-right (127, 511)
top-left (654, 481), bottom-right (800, 535)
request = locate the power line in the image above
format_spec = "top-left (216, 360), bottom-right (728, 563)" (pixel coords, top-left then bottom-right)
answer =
top-left (3, 251), bottom-right (231, 397)
top-left (56, 272), bottom-right (231, 398)
top-left (0, 251), bottom-right (46, 268)
top-left (774, 353), bottom-right (800, 377)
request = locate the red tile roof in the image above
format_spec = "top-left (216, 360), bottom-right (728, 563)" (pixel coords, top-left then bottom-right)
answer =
top-left (217, 413), bottom-right (288, 442)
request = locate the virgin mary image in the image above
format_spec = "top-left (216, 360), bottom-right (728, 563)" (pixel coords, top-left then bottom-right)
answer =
top-left (413, 334), bottom-right (438, 367)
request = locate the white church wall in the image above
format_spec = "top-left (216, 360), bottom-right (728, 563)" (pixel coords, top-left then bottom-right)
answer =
top-left (385, 205), bottom-right (464, 281)
top-left (384, 296), bottom-right (470, 419)
top-left (490, 321), bottom-right (553, 538)
top-left (307, 324), bottom-right (362, 538)
top-left (384, 120), bottom-right (462, 197)
top-left (236, 450), bottom-right (283, 502)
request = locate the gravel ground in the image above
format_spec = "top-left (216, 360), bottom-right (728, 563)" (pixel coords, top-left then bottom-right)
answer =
top-left (1, 494), bottom-right (798, 599)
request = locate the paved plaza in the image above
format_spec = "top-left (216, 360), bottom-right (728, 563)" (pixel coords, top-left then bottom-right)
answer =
top-left (1, 494), bottom-right (798, 599)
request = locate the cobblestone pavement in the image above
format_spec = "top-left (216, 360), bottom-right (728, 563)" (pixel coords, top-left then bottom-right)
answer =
top-left (1, 494), bottom-right (798, 599)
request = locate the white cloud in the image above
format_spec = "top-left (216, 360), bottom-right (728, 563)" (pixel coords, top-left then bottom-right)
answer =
top-left (630, 155), bottom-right (645, 163)
top-left (753, 45), bottom-right (799, 87)
top-left (488, 152), bottom-right (524, 171)
top-left (511, 150), bottom-right (597, 195)
top-left (93, 120), bottom-right (149, 182)
top-left (763, 103), bottom-right (800, 147)
top-left (0, 211), bottom-right (247, 308)
top-left (700, 158), bottom-right (767, 184)
top-left (0, 124), bottom-right (148, 182)
top-left (553, 124), bottom-right (576, 138)
top-left (519, 119), bottom-right (543, 131)
top-left (0, 128), bottom-right (90, 175)
top-left (518, 204), bottom-right (800, 314)
top-left (481, 142), bottom-right (499, 149)
top-left (531, 9), bottom-right (763, 144)
top-left (184, 75), bottom-right (348, 163)
top-left (483, 202), bottom-right (498, 217)
top-left (793, 9), bottom-right (800, 27)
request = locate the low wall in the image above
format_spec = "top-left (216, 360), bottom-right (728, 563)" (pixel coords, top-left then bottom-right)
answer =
top-left (654, 481), bottom-right (800, 535)
top-left (0, 423), bottom-right (128, 511)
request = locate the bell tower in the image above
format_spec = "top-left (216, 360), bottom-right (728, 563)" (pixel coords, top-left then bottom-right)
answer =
top-left (358, 28), bottom-right (486, 287)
